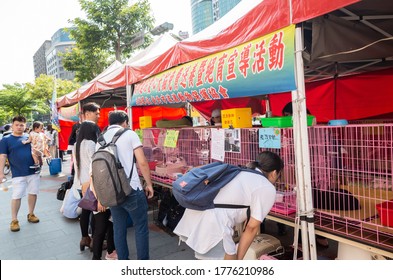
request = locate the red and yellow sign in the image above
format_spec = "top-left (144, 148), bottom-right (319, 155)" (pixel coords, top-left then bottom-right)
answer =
top-left (131, 25), bottom-right (296, 106)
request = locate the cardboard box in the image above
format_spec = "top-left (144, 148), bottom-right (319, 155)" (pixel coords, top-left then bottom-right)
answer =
top-left (221, 108), bottom-right (252, 128)
top-left (139, 116), bottom-right (152, 129)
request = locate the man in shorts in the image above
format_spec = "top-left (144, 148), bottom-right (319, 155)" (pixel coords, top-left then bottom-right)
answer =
top-left (0, 116), bottom-right (40, 232)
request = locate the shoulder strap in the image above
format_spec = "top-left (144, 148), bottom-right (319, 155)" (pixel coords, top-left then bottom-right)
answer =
top-left (97, 126), bottom-right (108, 147)
top-left (214, 204), bottom-right (251, 229)
top-left (106, 127), bottom-right (135, 180)
top-left (97, 134), bottom-right (106, 147)
top-left (111, 128), bottom-right (130, 144)
top-left (128, 155), bottom-right (136, 180)
top-left (97, 127), bottom-right (130, 147)
top-left (213, 168), bottom-right (266, 230)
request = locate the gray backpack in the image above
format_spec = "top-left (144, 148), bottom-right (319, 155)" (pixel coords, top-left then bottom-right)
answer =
top-left (91, 128), bottom-right (134, 207)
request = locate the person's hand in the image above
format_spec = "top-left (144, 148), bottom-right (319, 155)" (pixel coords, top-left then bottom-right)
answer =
top-left (0, 174), bottom-right (6, 183)
top-left (97, 201), bottom-right (106, 212)
top-left (144, 184), bottom-right (154, 199)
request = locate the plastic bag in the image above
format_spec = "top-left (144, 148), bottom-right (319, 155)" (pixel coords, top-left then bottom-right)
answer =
top-left (61, 186), bottom-right (82, 219)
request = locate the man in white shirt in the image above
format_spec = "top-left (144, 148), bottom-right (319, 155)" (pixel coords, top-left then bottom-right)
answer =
top-left (97, 110), bottom-right (153, 260)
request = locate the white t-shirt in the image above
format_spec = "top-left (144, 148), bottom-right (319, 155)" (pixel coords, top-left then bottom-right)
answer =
top-left (72, 139), bottom-right (95, 188)
top-left (95, 125), bottom-right (143, 191)
top-left (174, 169), bottom-right (276, 256)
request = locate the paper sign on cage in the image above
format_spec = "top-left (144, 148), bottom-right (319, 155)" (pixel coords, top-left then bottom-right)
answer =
top-left (224, 129), bottom-right (241, 153)
top-left (164, 130), bottom-right (179, 148)
top-left (259, 128), bottom-right (281, 149)
top-left (211, 128), bottom-right (225, 161)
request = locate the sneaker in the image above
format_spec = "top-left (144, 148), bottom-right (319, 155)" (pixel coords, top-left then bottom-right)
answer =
top-left (27, 213), bottom-right (40, 223)
top-left (34, 167), bottom-right (41, 174)
top-left (105, 250), bottom-right (118, 260)
top-left (10, 220), bottom-right (20, 232)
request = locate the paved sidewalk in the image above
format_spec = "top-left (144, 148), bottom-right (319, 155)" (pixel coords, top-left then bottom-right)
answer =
top-left (0, 155), bottom-right (194, 260)
top-left (0, 154), bottom-right (338, 260)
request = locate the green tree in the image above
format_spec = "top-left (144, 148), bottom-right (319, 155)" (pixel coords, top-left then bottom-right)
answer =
top-left (25, 74), bottom-right (80, 106)
top-left (62, 47), bottom-right (109, 83)
top-left (0, 83), bottom-right (46, 121)
top-left (63, 0), bottom-right (154, 82)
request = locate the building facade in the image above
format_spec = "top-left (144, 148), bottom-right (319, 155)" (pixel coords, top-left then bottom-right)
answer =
top-left (33, 40), bottom-right (51, 78)
top-left (191, 0), bottom-right (242, 34)
top-left (44, 28), bottom-right (76, 80)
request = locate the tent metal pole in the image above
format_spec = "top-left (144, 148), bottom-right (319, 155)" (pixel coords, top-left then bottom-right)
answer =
top-left (126, 67), bottom-right (133, 130)
top-left (292, 24), bottom-right (317, 260)
top-left (126, 84), bottom-right (133, 130)
top-left (340, 8), bottom-right (392, 38)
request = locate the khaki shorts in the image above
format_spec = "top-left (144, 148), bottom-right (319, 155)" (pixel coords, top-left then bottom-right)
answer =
top-left (11, 174), bottom-right (40, 199)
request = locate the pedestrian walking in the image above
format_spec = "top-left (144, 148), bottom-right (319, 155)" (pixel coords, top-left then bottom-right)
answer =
top-left (0, 116), bottom-right (41, 232)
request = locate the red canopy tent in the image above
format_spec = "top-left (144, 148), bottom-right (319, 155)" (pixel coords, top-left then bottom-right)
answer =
top-left (56, 0), bottom-right (393, 124)
top-left (56, 0), bottom-right (364, 109)
top-left (57, 60), bottom-right (126, 108)
top-left (54, 0), bottom-right (393, 259)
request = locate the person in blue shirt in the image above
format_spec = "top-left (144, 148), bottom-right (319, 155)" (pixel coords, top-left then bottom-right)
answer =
top-left (0, 116), bottom-right (41, 232)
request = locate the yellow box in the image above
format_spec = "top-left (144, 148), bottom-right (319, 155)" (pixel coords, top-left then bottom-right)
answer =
top-left (221, 108), bottom-right (252, 128)
top-left (139, 116), bottom-right (152, 129)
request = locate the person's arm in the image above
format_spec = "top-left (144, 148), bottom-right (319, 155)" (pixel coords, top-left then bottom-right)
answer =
top-left (54, 131), bottom-right (59, 146)
top-left (22, 133), bottom-right (32, 144)
top-left (80, 141), bottom-right (96, 195)
top-left (0, 154), bottom-right (7, 182)
top-left (44, 133), bottom-right (51, 141)
top-left (89, 177), bottom-right (106, 212)
top-left (232, 217), bottom-right (261, 260)
top-left (134, 146), bottom-right (154, 199)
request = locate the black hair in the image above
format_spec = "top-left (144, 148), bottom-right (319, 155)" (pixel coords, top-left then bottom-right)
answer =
top-left (12, 116), bottom-right (26, 123)
top-left (47, 124), bottom-right (53, 133)
top-left (4, 124), bottom-right (11, 131)
top-left (282, 102), bottom-right (311, 116)
top-left (32, 121), bottom-right (43, 130)
top-left (75, 121), bottom-right (99, 172)
top-left (82, 102), bottom-right (100, 114)
top-left (182, 116), bottom-right (193, 126)
top-left (247, 151), bottom-right (284, 176)
top-left (108, 110), bottom-right (129, 125)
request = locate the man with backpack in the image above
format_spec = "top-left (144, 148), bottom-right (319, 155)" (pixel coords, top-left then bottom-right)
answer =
top-left (93, 110), bottom-right (153, 260)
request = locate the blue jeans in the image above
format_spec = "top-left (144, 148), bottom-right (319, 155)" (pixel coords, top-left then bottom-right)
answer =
top-left (110, 189), bottom-right (149, 260)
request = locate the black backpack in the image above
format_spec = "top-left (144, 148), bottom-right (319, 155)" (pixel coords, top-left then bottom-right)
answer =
top-left (91, 128), bottom-right (134, 207)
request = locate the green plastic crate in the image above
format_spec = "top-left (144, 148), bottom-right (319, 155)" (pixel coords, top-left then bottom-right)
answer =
top-left (261, 116), bottom-right (315, 128)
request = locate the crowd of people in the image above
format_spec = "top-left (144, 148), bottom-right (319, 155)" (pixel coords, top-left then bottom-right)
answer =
top-left (0, 102), bottom-right (290, 260)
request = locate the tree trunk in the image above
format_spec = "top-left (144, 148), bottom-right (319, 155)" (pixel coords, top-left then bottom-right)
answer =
top-left (115, 40), bottom-right (121, 61)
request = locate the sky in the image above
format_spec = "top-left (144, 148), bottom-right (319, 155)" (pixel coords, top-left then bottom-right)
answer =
top-left (0, 0), bottom-right (192, 88)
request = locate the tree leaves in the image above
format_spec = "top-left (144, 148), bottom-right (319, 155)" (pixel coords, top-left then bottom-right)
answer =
top-left (63, 0), bottom-right (154, 82)
top-left (0, 76), bottom-right (79, 124)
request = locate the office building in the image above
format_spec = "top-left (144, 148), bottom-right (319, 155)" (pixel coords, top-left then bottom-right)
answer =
top-left (191, 0), bottom-right (242, 34)
top-left (45, 28), bottom-right (76, 80)
top-left (33, 40), bottom-right (51, 78)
